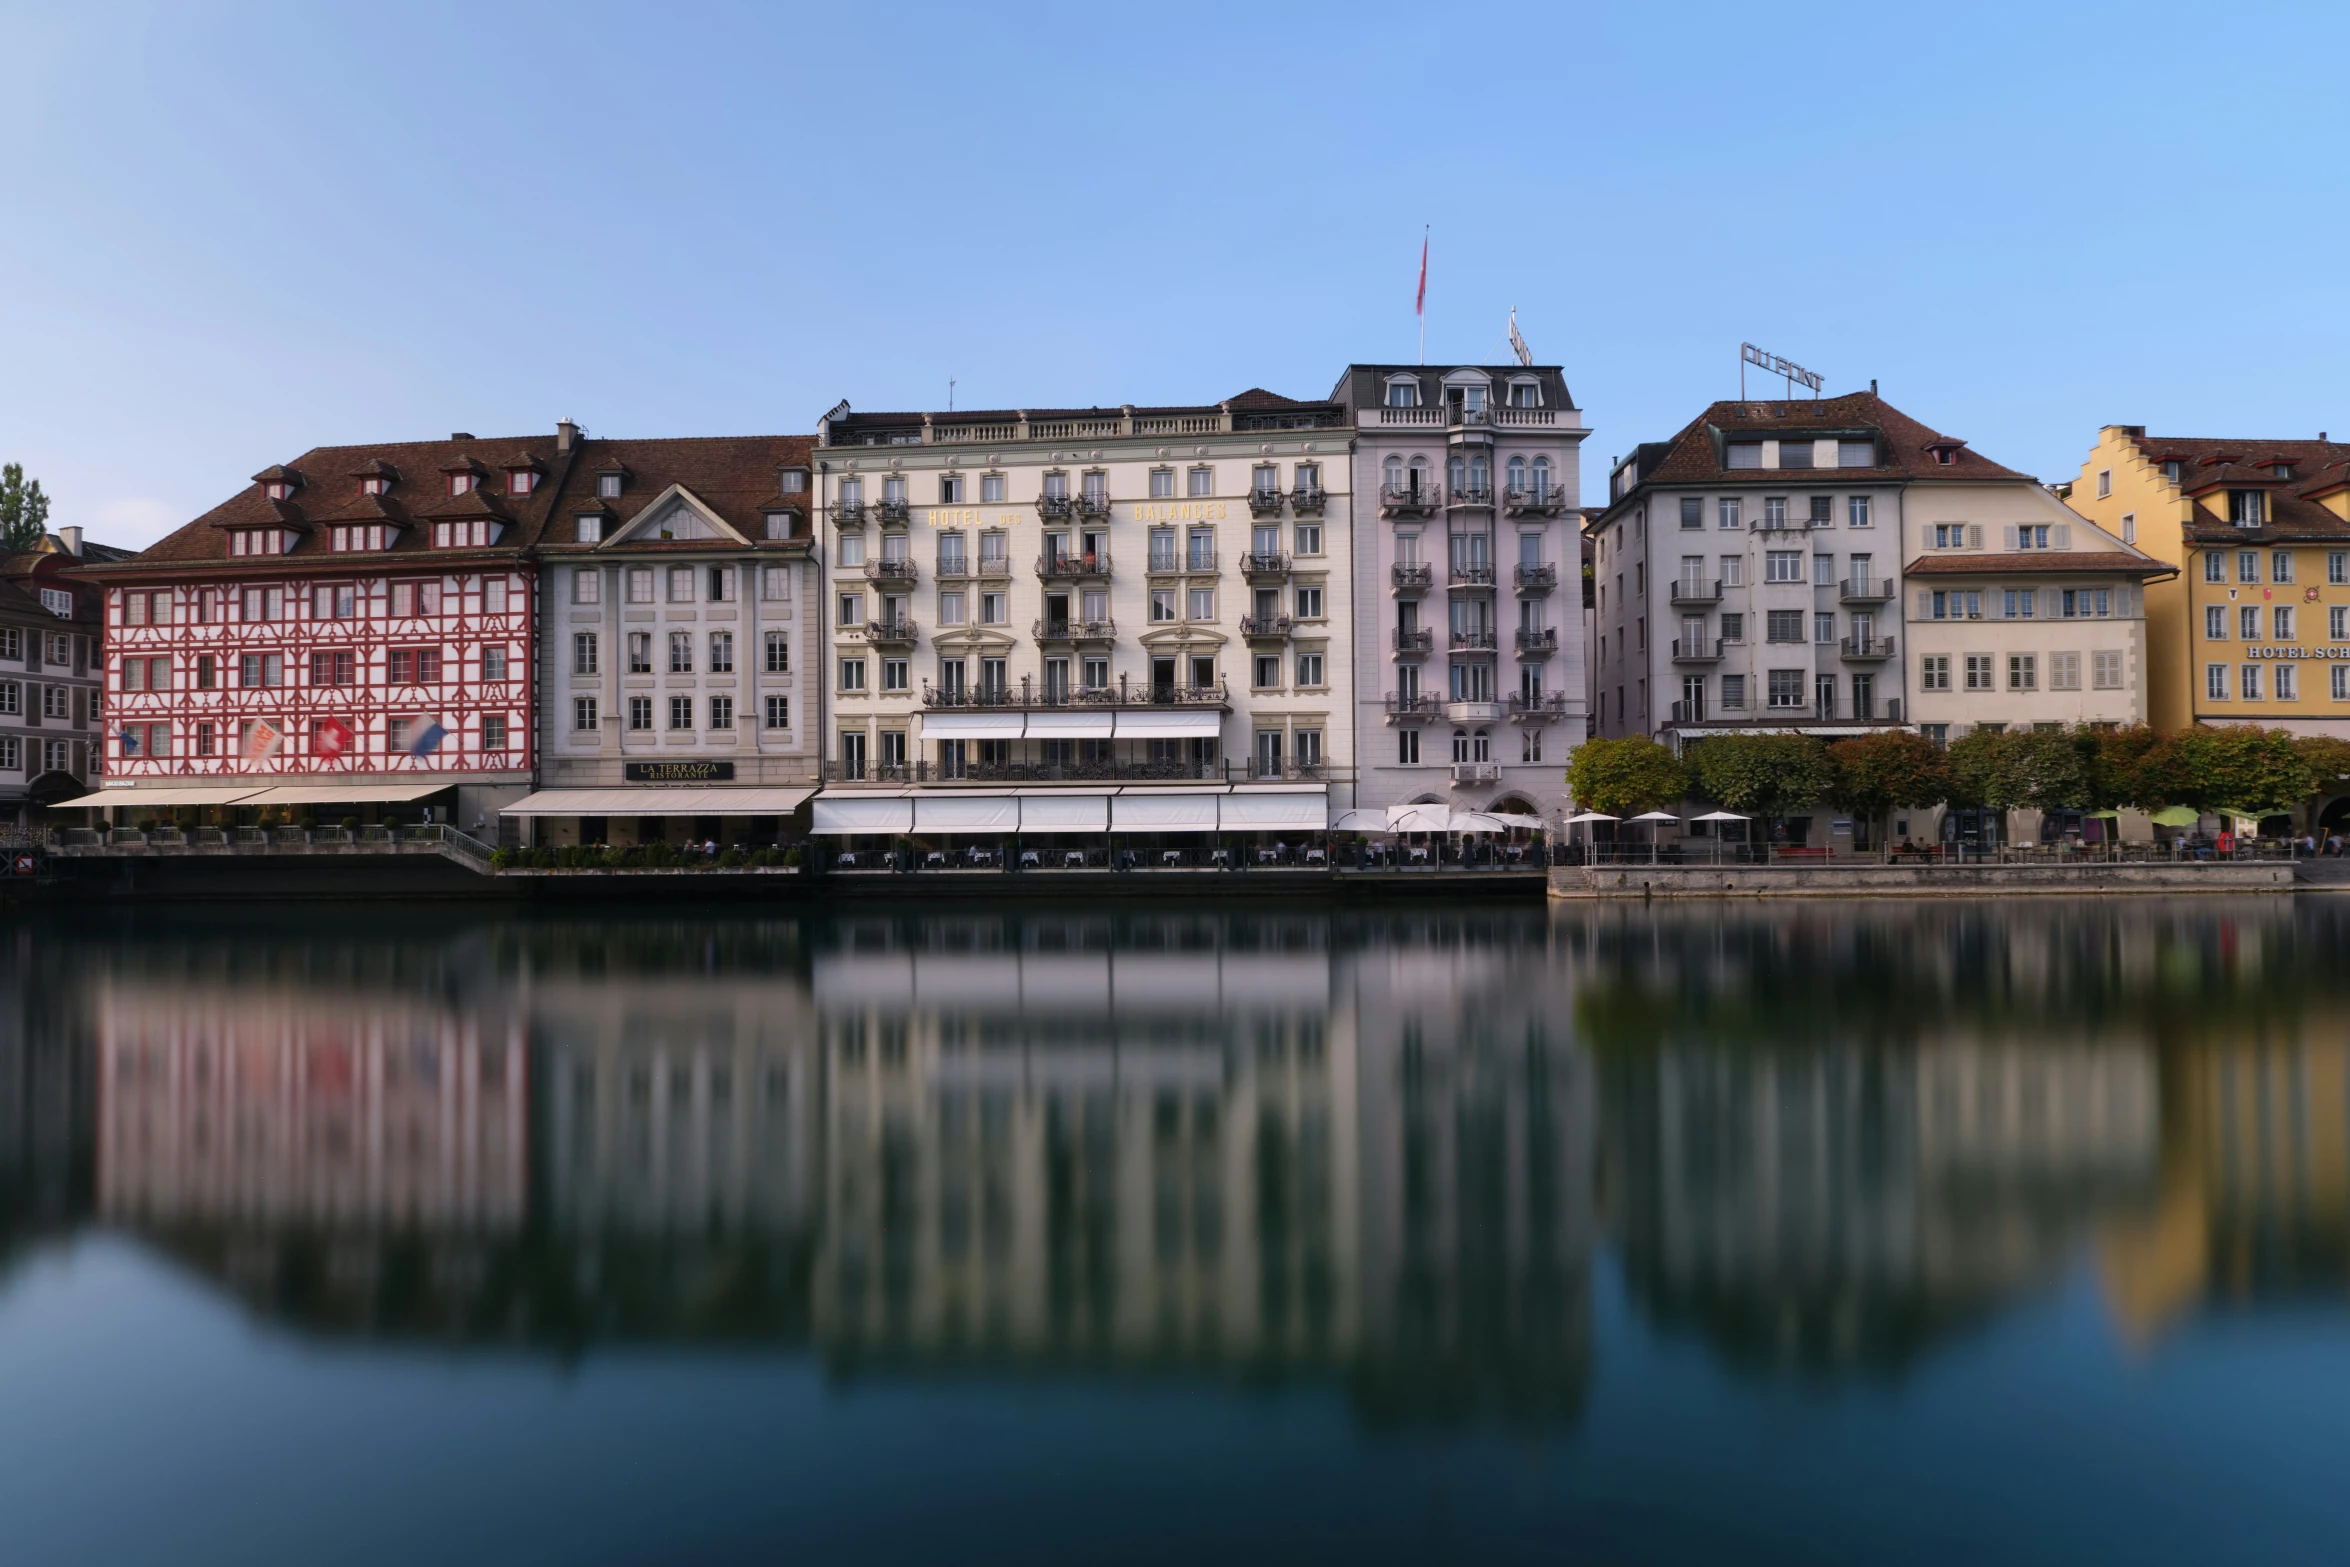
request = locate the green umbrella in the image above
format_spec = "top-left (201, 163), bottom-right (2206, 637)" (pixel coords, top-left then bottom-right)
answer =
top-left (2086, 809), bottom-right (2122, 819)
top-left (2149, 805), bottom-right (2201, 827)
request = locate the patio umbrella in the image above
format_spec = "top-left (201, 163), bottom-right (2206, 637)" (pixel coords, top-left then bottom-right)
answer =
top-left (1562, 812), bottom-right (1619, 825)
top-left (1449, 811), bottom-right (1511, 835)
top-left (1388, 803), bottom-right (1454, 834)
top-left (2149, 805), bottom-right (2201, 828)
top-left (1627, 811), bottom-right (1681, 826)
top-left (1689, 811), bottom-right (1750, 822)
top-left (1328, 809), bottom-right (1394, 834)
top-left (1488, 813), bottom-right (1547, 831)
top-left (2086, 809), bottom-right (2122, 819)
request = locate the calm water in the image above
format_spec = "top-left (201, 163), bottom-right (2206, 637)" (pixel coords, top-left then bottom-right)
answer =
top-left (2, 897), bottom-right (2348, 1565)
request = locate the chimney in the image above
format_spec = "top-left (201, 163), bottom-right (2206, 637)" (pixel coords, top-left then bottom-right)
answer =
top-left (58, 525), bottom-right (82, 557)
top-left (451, 432), bottom-right (475, 442)
top-left (557, 418), bottom-right (579, 453)
top-left (1870, 379), bottom-right (1878, 397)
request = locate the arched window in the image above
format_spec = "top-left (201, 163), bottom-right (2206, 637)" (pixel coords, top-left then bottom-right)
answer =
top-left (1448, 456), bottom-right (1466, 492)
top-left (1506, 456), bottom-right (1527, 495)
top-left (1451, 729), bottom-right (1470, 762)
top-left (1469, 456), bottom-right (1489, 493)
top-left (1385, 376), bottom-right (1420, 408)
top-left (1383, 456), bottom-right (1403, 491)
top-left (1532, 456), bottom-right (1552, 500)
top-left (1473, 729), bottom-right (1491, 762)
top-left (1408, 458), bottom-right (1430, 497)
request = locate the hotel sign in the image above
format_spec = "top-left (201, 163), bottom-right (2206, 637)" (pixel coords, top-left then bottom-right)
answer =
top-left (2240, 646), bottom-right (2350, 660)
top-left (924, 503), bottom-right (1230, 527)
top-left (624, 761), bottom-right (736, 783)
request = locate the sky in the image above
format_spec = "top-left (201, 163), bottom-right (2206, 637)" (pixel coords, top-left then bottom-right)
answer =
top-left (2, 0), bottom-right (2345, 549)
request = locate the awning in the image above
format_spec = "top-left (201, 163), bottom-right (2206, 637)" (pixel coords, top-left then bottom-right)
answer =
top-left (1024, 710), bottom-right (1116, 738)
top-left (1221, 788), bottom-right (1328, 832)
top-left (812, 796), bottom-right (914, 835)
top-left (921, 712), bottom-right (1027, 740)
top-left (56, 784), bottom-right (268, 809)
top-left (239, 781), bottom-right (456, 807)
top-left (1113, 710), bottom-right (1224, 739)
top-left (914, 794), bottom-right (1020, 832)
top-left (1112, 790), bottom-right (1224, 833)
top-left (502, 787), bottom-right (815, 817)
top-left (1020, 791), bottom-right (1110, 832)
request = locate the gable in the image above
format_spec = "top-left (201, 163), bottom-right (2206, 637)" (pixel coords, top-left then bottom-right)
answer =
top-left (606, 485), bottom-right (749, 546)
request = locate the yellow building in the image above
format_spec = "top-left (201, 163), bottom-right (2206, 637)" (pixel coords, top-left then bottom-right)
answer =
top-left (2066, 428), bottom-right (2350, 737)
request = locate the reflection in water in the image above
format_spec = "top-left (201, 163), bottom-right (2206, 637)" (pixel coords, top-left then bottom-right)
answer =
top-left (5, 900), bottom-right (2350, 1422)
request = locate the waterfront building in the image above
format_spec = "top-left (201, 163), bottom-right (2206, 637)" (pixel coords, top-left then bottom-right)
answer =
top-left (1328, 364), bottom-right (1588, 824)
top-left (2, 528), bottom-right (125, 825)
top-left (2063, 429), bottom-right (2350, 748)
top-left (511, 435), bottom-right (820, 848)
top-left (79, 430), bottom-right (567, 833)
top-left (809, 395), bottom-right (1351, 847)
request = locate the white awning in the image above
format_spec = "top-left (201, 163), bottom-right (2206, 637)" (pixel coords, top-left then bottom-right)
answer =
top-left (1024, 711), bottom-right (1116, 738)
top-left (56, 784), bottom-right (268, 809)
top-left (914, 793), bottom-right (1020, 832)
top-left (502, 787), bottom-right (814, 817)
top-left (1113, 710), bottom-right (1224, 739)
top-left (236, 781), bottom-right (452, 806)
top-left (812, 796), bottom-right (914, 835)
top-left (1221, 788), bottom-right (1328, 831)
top-left (1112, 790), bottom-right (1224, 833)
top-left (1020, 792), bottom-right (1110, 831)
top-left (921, 712), bottom-right (1027, 740)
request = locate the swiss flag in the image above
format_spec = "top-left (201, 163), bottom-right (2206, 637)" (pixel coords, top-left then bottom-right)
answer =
top-left (315, 717), bottom-right (354, 760)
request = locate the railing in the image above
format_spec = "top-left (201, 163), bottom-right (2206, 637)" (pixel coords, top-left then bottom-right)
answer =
top-left (1379, 483), bottom-right (1441, 514)
top-left (1450, 762), bottom-right (1501, 784)
top-left (1449, 628), bottom-right (1498, 651)
top-left (825, 758), bottom-right (1341, 787)
top-left (1840, 635), bottom-right (1896, 660)
top-left (921, 677), bottom-right (1229, 709)
top-left (1509, 693), bottom-right (1570, 721)
top-left (1291, 486), bottom-right (1327, 515)
top-left (1239, 614), bottom-right (1294, 638)
top-left (1502, 486), bottom-right (1567, 515)
top-left (1515, 627), bottom-right (1560, 655)
top-left (1672, 637), bottom-right (1723, 662)
top-left (1492, 407), bottom-right (1557, 427)
top-left (978, 557), bottom-right (1011, 578)
top-left (1385, 692), bottom-right (1440, 721)
top-left (1839, 577), bottom-right (1893, 603)
top-left (1031, 618), bottom-right (1116, 642)
top-left (859, 618), bottom-right (919, 645)
top-left (929, 421), bottom-right (1021, 444)
top-left (1448, 563), bottom-right (1496, 588)
top-left (1037, 553), bottom-right (1111, 580)
top-left (1449, 485), bottom-right (1495, 509)
top-left (1669, 697), bottom-right (1906, 725)
top-left (1239, 551), bottom-right (1289, 577)
top-left (1184, 552), bottom-right (1219, 573)
top-left (829, 500), bottom-right (866, 526)
top-left (866, 558), bottom-right (918, 582)
top-left (1445, 700), bottom-right (1506, 723)
top-left (1074, 493), bottom-right (1111, 520)
top-left (1145, 553), bottom-right (1179, 574)
top-left (1391, 561), bottom-right (1433, 591)
top-left (935, 555), bottom-right (971, 579)
top-left (1035, 495), bottom-right (1075, 521)
top-left (873, 499), bottom-right (912, 525)
top-left (1392, 627), bottom-right (1434, 654)
top-left (1247, 489), bottom-right (1285, 518)
top-left (1669, 579), bottom-right (1721, 605)
top-left (1513, 563), bottom-right (1558, 593)
top-left (1374, 406), bottom-right (1445, 427)
top-left (1670, 700), bottom-right (1706, 723)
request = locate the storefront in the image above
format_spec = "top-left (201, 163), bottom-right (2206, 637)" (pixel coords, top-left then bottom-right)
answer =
top-left (500, 787), bottom-right (816, 849)
top-left (809, 784), bottom-right (1327, 870)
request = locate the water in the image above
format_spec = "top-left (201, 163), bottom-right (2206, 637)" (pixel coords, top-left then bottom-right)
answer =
top-left (2, 897), bottom-right (2348, 1565)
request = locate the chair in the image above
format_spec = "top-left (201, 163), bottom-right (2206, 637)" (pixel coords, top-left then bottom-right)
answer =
top-left (1305, 848), bottom-right (1326, 866)
top-left (1020, 850), bottom-right (1041, 869)
top-left (1161, 849), bottom-right (1183, 867)
top-left (1064, 850), bottom-right (1085, 869)
top-left (924, 851), bottom-right (945, 869)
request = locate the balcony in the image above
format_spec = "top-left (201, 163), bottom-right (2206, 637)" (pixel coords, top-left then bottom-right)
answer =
top-left (977, 557), bottom-right (1011, 579)
top-left (1290, 486), bottom-right (1327, 516)
top-left (1502, 487), bottom-right (1568, 517)
top-left (1384, 692), bottom-right (1440, 723)
top-left (934, 555), bottom-right (973, 581)
top-left (859, 617), bottom-right (919, 647)
top-left (1447, 563), bottom-right (1497, 589)
top-left (1513, 563), bottom-right (1558, 595)
top-left (922, 676), bottom-right (1230, 710)
top-left (824, 758), bottom-right (1238, 787)
top-left (865, 558), bottom-right (918, 584)
top-left (1246, 488), bottom-right (1285, 518)
top-left (1239, 614), bottom-right (1294, 640)
top-left (1032, 618), bottom-right (1116, 644)
top-left (873, 498), bottom-right (912, 526)
top-left (1391, 561), bottom-right (1433, 593)
top-left (1840, 635), bottom-right (1896, 661)
top-left (1839, 577), bottom-right (1894, 604)
top-left (1183, 553), bottom-right (1219, 575)
top-left (1671, 637), bottom-right (1723, 663)
top-left (1449, 628), bottom-right (1498, 652)
top-left (1037, 552), bottom-right (1111, 582)
top-left (1035, 494), bottom-right (1076, 522)
top-left (1448, 485), bottom-right (1496, 511)
top-left (1379, 483), bottom-right (1440, 517)
top-left (829, 500), bottom-right (867, 527)
top-left (1515, 627), bottom-right (1560, 657)
top-left (1669, 578), bottom-right (1722, 606)
top-left (1667, 696), bottom-right (1904, 727)
top-left (1074, 492), bottom-right (1111, 521)
top-left (1508, 692), bottom-right (1570, 722)
top-left (1445, 700), bottom-right (1506, 725)
top-left (1239, 551), bottom-right (1289, 580)
top-left (1668, 700), bottom-right (1707, 724)
top-left (1392, 627), bottom-right (1434, 656)
top-left (1449, 762), bottom-right (1501, 785)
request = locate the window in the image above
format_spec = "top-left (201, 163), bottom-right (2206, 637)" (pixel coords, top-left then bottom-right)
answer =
top-left (763, 511), bottom-right (796, 540)
top-left (1814, 612), bottom-right (1836, 644)
top-left (2096, 469), bottom-right (2112, 499)
top-left (2005, 590), bottom-right (2036, 620)
top-left (2229, 490), bottom-right (2267, 527)
top-left (2014, 525), bottom-right (2051, 550)
top-left (980, 591), bottom-right (1007, 625)
top-left (838, 657), bottom-right (867, 692)
top-left (2208, 606), bottom-right (2228, 639)
top-left (665, 566), bottom-right (692, 604)
top-left (388, 581), bottom-right (440, 617)
top-left (709, 631), bottom-right (734, 673)
top-left (388, 648), bottom-right (441, 684)
top-left (765, 694), bottom-right (790, 729)
top-left (2277, 664), bottom-right (2299, 702)
top-left (2335, 607), bottom-right (2349, 642)
top-left (2121, 512), bottom-right (2136, 545)
top-left (1930, 524), bottom-right (1978, 550)
top-left (2238, 551), bottom-right (2259, 584)
top-left (2338, 666), bottom-right (2350, 702)
top-left (1719, 498), bottom-right (1741, 530)
top-left (1186, 586), bottom-right (1215, 620)
top-left (1813, 553), bottom-right (1834, 587)
top-left (0, 681), bottom-right (14, 715)
top-left (710, 695), bottom-right (734, 730)
top-left (239, 653), bottom-right (285, 688)
top-left (882, 658), bottom-right (908, 692)
top-left (2204, 552), bottom-right (2225, 583)
top-left (2241, 606), bottom-right (2261, 641)
top-left (195, 655), bottom-right (215, 690)
top-left (308, 651), bottom-right (353, 686)
top-left (765, 631), bottom-right (790, 673)
top-left (1680, 497), bottom-right (1702, 530)
top-left (1764, 551), bottom-right (1802, 582)
top-left (2092, 650), bottom-right (2123, 689)
top-left (1845, 495), bottom-right (1871, 529)
top-left (938, 474), bottom-right (965, 504)
top-left (1964, 654), bottom-right (1994, 691)
top-left (1719, 555), bottom-right (1744, 588)
top-left (573, 632), bottom-right (598, 675)
top-left (195, 722), bottom-right (214, 756)
top-left (1252, 654), bottom-right (1280, 689)
top-left (2274, 551), bottom-right (2295, 584)
top-left (1150, 588), bottom-right (1177, 622)
top-left (1297, 651), bottom-right (1325, 686)
top-left (483, 715), bottom-right (507, 750)
top-left (937, 590), bottom-right (966, 626)
top-left (1295, 523), bottom-right (1321, 556)
top-left (598, 472), bottom-right (624, 499)
top-left (2207, 663), bottom-right (2229, 701)
top-left (1187, 527), bottom-right (1216, 570)
top-left (1921, 654), bottom-right (1950, 691)
top-left (1149, 467), bottom-right (1175, 499)
top-left (982, 473), bottom-right (1005, 503)
top-left (625, 632), bottom-right (651, 673)
top-left (836, 593), bottom-right (863, 628)
top-left (708, 566), bottom-right (736, 602)
top-left (1295, 585), bottom-right (1323, 618)
top-left (628, 696), bottom-right (653, 731)
top-left (574, 695), bottom-right (599, 731)
top-left (0, 627), bottom-right (15, 659)
top-left (1807, 495), bottom-right (1833, 528)
top-left (1384, 377), bottom-right (1419, 408)
top-left (2051, 652), bottom-right (2081, 691)
top-left (1397, 729), bottom-right (1420, 764)
top-left (1766, 669), bottom-right (1804, 708)
top-left (670, 695), bottom-right (694, 730)
top-left (2275, 607), bottom-right (2295, 640)
top-left (1764, 498), bottom-right (1788, 529)
top-left (1726, 442), bottom-right (1762, 470)
top-left (2241, 663), bottom-right (2262, 701)
top-left (669, 631), bottom-right (694, 673)
top-left (2008, 654), bottom-right (2037, 691)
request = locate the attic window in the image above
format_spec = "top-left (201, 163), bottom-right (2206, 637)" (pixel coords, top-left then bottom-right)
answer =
top-left (1725, 442), bottom-right (1762, 470)
top-left (360, 476), bottom-right (388, 496)
top-left (1507, 379), bottom-right (1541, 408)
top-left (598, 472), bottom-right (624, 499)
top-left (1383, 377), bottom-right (1420, 409)
top-left (2163, 461), bottom-right (2183, 484)
top-left (2229, 490), bottom-right (2266, 528)
top-left (509, 470), bottom-right (538, 497)
top-left (448, 473), bottom-right (477, 496)
top-left (764, 511), bottom-right (796, 541)
top-left (263, 481), bottom-right (292, 502)
top-left (1931, 445), bottom-right (1958, 466)
top-left (780, 470), bottom-right (807, 494)
top-left (434, 519), bottom-right (498, 548)
top-left (2273, 463), bottom-right (2294, 480)
top-left (331, 525), bottom-right (387, 552)
top-left (576, 515), bottom-right (604, 544)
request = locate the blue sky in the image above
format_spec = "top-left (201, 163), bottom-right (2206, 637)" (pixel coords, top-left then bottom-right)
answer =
top-left (3, 1), bottom-right (2344, 548)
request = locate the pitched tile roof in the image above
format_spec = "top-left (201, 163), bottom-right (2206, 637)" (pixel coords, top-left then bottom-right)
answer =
top-left (2114, 431), bottom-right (2350, 544)
top-left (538, 435), bottom-right (815, 551)
top-left (1901, 551), bottom-right (2173, 578)
top-left (1614, 391), bottom-right (2031, 496)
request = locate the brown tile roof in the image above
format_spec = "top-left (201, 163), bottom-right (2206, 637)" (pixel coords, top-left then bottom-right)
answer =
top-left (2183, 494), bottom-right (2350, 545)
top-left (1618, 392), bottom-right (2032, 494)
top-left (1901, 551), bottom-right (2175, 578)
top-left (539, 434), bottom-right (815, 551)
top-left (2115, 431), bottom-right (2350, 544)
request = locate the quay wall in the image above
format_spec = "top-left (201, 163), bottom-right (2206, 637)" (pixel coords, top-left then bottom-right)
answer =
top-left (1551, 862), bottom-right (2295, 899)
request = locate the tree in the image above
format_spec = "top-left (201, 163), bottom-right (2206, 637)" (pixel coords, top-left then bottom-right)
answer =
top-left (1827, 730), bottom-right (1951, 831)
top-left (1565, 735), bottom-right (1689, 818)
top-left (2002, 728), bottom-right (2096, 812)
top-left (2186, 724), bottom-right (2308, 815)
top-left (2291, 734), bottom-right (2350, 813)
top-left (1687, 733), bottom-right (1835, 820)
top-left (1943, 727), bottom-right (2009, 810)
top-left (2086, 725), bottom-right (2166, 810)
top-left (0, 463), bottom-right (49, 552)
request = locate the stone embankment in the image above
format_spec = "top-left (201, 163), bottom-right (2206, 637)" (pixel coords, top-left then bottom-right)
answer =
top-left (1551, 860), bottom-right (2295, 899)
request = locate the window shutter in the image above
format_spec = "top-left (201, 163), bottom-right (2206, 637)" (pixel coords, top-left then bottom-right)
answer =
top-left (2002, 525), bottom-right (2019, 550)
top-left (1967, 524), bottom-right (1983, 550)
top-left (2052, 523), bottom-right (2072, 549)
top-left (1916, 591), bottom-right (1933, 618)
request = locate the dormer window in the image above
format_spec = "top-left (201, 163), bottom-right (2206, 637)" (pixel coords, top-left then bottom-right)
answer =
top-left (1508, 379), bottom-right (1541, 408)
top-left (228, 529), bottom-right (289, 557)
top-left (2229, 490), bottom-right (2267, 528)
top-left (763, 511), bottom-right (796, 541)
top-left (576, 515), bottom-right (605, 544)
top-left (597, 472), bottom-right (624, 499)
top-left (2163, 460), bottom-right (2184, 484)
top-left (433, 519), bottom-right (499, 548)
top-left (1384, 376), bottom-right (1420, 408)
top-left (1929, 444), bottom-right (1959, 466)
top-left (360, 476), bottom-right (388, 496)
top-left (1460, 386), bottom-right (1487, 414)
top-left (330, 525), bottom-right (388, 552)
top-left (2273, 463), bottom-right (2295, 481)
top-left (448, 472), bottom-right (477, 497)
top-left (263, 480), bottom-right (293, 502)
top-left (780, 470), bottom-right (807, 494)
top-left (509, 470), bottom-right (538, 497)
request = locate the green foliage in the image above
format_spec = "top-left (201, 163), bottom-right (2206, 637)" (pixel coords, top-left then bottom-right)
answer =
top-left (782, 847), bottom-right (804, 869)
top-left (1943, 728), bottom-right (2095, 812)
top-left (2185, 724), bottom-right (2311, 813)
top-left (1687, 733), bottom-right (1835, 818)
top-left (1565, 735), bottom-right (1690, 817)
top-left (0, 464), bottom-right (50, 553)
top-left (2292, 735), bottom-right (2350, 798)
top-left (718, 848), bottom-right (747, 869)
top-left (488, 848), bottom-right (513, 871)
top-left (1827, 730), bottom-right (1951, 820)
top-left (2084, 725), bottom-right (2165, 810)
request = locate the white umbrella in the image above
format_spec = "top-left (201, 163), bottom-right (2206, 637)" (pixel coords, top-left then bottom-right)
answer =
top-left (1488, 813), bottom-right (1547, 830)
top-left (1389, 803), bottom-right (1453, 834)
top-left (1449, 811), bottom-right (1511, 835)
top-left (1689, 810), bottom-right (1749, 822)
top-left (1562, 812), bottom-right (1619, 825)
top-left (1328, 808), bottom-right (1394, 834)
top-left (1626, 811), bottom-right (1681, 825)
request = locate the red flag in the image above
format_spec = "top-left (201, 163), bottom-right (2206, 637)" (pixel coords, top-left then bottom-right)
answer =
top-left (314, 716), bottom-right (353, 760)
top-left (1415, 230), bottom-right (1428, 317)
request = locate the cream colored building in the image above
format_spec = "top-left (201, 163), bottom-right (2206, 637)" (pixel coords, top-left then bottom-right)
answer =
top-left (812, 394), bottom-right (1355, 843)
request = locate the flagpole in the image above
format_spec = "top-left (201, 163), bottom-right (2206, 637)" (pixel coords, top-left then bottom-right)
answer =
top-left (1416, 226), bottom-right (1428, 366)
